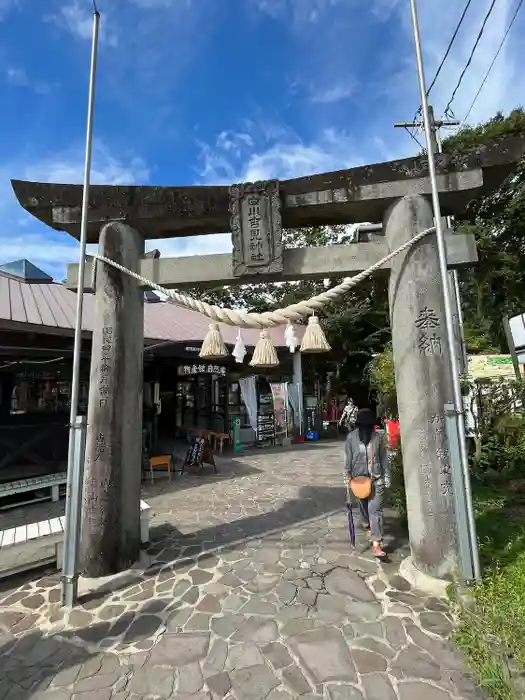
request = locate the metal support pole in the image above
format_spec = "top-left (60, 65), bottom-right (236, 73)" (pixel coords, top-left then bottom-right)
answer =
top-left (444, 403), bottom-right (474, 581)
top-left (408, 0), bottom-right (481, 580)
top-left (62, 415), bottom-right (87, 607)
top-left (450, 269), bottom-right (469, 374)
top-left (431, 117), bottom-right (469, 376)
top-left (62, 4), bottom-right (100, 607)
top-left (293, 351), bottom-right (304, 436)
top-left (503, 316), bottom-right (524, 382)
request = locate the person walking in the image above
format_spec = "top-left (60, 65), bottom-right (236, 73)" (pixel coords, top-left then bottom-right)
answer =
top-left (338, 397), bottom-right (358, 433)
top-left (344, 408), bottom-right (391, 557)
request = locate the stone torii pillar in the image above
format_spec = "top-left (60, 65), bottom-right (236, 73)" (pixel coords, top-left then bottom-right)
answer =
top-left (385, 195), bottom-right (458, 580)
top-left (80, 222), bottom-right (145, 577)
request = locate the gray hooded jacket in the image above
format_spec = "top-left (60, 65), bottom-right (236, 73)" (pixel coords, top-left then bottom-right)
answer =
top-left (344, 429), bottom-right (390, 482)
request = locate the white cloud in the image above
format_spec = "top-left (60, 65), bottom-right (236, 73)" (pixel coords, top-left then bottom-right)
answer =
top-left (6, 66), bottom-right (27, 86)
top-left (0, 140), bottom-right (234, 276)
top-left (251, 0), bottom-right (524, 131)
top-left (20, 142), bottom-right (150, 186)
top-left (379, 0), bottom-right (524, 127)
top-left (0, 0), bottom-right (18, 19)
top-left (128, 0), bottom-right (192, 6)
top-left (310, 82), bottom-right (356, 104)
top-left (252, 0), bottom-right (345, 25)
top-left (0, 143), bottom-right (150, 277)
top-left (50, 1), bottom-right (118, 47)
top-left (0, 233), bottom-right (79, 274)
top-left (3, 0), bottom-right (524, 280)
top-left (5, 65), bottom-right (56, 94)
top-left (197, 123), bottom-right (397, 186)
top-left (147, 234), bottom-right (232, 260)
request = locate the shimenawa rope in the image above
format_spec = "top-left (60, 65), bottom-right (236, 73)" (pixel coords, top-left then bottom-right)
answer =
top-left (92, 225), bottom-right (436, 329)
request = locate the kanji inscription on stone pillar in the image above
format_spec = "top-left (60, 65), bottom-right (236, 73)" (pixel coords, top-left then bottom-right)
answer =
top-left (229, 180), bottom-right (283, 277)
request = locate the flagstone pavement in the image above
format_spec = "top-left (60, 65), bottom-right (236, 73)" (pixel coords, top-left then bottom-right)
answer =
top-left (0, 442), bottom-right (486, 700)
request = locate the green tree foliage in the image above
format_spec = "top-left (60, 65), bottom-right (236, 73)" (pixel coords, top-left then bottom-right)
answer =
top-left (443, 107), bottom-right (525, 352)
top-left (364, 342), bottom-right (397, 415)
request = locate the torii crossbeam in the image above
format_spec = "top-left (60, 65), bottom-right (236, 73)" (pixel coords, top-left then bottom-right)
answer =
top-left (11, 135), bottom-right (524, 242)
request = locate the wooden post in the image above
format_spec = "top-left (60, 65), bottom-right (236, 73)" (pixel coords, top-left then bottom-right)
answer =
top-left (80, 222), bottom-right (145, 577)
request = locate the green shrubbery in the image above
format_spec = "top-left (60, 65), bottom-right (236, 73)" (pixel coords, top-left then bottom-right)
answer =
top-left (468, 379), bottom-right (525, 481)
top-left (365, 343), bottom-right (397, 417)
top-left (388, 448), bottom-right (407, 529)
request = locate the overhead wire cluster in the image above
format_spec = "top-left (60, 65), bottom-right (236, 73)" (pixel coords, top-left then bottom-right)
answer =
top-left (404, 0), bottom-right (523, 144)
top-left (402, 0), bottom-right (474, 147)
top-left (460, 0), bottom-right (524, 125)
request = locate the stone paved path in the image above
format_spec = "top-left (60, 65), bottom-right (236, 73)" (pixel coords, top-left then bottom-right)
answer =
top-left (0, 442), bottom-right (486, 700)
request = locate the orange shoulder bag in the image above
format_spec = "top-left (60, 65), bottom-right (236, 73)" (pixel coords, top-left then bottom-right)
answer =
top-left (349, 441), bottom-right (373, 499)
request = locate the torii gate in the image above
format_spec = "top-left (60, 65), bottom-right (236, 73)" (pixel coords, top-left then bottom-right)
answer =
top-left (11, 136), bottom-right (525, 581)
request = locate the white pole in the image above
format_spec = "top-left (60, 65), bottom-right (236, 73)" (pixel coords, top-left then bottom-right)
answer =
top-left (62, 2), bottom-right (100, 607)
top-left (408, 0), bottom-right (481, 580)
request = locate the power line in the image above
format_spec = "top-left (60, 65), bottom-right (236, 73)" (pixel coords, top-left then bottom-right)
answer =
top-left (462, 0), bottom-right (524, 125)
top-left (403, 125), bottom-right (426, 151)
top-left (426, 0), bottom-right (474, 96)
top-left (407, 0), bottom-right (473, 145)
top-left (444, 0), bottom-right (499, 117)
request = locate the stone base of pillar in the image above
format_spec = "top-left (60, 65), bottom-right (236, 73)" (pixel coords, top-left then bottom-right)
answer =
top-left (399, 556), bottom-right (450, 598)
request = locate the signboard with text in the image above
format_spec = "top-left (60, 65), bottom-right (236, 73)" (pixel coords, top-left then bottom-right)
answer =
top-left (468, 355), bottom-right (515, 380)
top-left (177, 364), bottom-right (227, 376)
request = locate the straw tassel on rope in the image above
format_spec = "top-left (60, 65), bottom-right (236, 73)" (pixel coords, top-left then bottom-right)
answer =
top-left (300, 315), bottom-right (331, 353)
top-left (200, 323), bottom-right (229, 359)
top-left (250, 329), bottom-right (279, 368)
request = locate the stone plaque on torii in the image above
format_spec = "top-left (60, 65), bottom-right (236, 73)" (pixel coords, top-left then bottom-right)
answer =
top-left (229, 179), bottom-right (283, 277)
top-left (11, 136), bottom-right (525, 581)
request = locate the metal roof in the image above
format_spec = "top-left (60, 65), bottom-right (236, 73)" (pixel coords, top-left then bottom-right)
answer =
top-left (0, 259), bottom-right (53, 283)
top-left (0, 275), bottom-right (302, 348)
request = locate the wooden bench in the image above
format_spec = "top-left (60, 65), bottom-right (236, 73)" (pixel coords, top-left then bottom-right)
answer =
top-left (0, 500), bottom-right (152, 579)
top-left (0, 472), bottom-right (67, 510)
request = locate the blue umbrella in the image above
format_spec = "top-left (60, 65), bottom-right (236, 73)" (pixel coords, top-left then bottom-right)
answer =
top-left (346, 498), bottom-right (356, 548)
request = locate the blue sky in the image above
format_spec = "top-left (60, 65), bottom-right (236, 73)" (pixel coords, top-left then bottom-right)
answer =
top-left (0, 0), bottom-right (524, 280)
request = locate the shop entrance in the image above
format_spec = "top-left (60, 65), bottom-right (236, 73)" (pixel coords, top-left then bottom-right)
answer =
top-left (174, 366), bottom-right (228, 435)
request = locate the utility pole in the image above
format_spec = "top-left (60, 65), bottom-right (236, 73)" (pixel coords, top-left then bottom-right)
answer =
top-left (394, 106), bottom-right (459, 148)
top-left (396, 0), bottom-right (481, 582)
top-left (394, 106), bottom-right (468, 375)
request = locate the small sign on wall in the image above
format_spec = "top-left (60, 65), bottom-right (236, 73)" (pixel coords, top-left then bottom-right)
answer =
top-left (177, 364), bottom-right (227, 376)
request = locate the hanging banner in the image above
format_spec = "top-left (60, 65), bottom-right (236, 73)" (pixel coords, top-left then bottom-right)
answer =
top-left (239, 376), bottom-right (258, 433)
top-left (287, 383), bottom-right (301, 433)
top-left (270, 382), bottom-right (288, 436)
